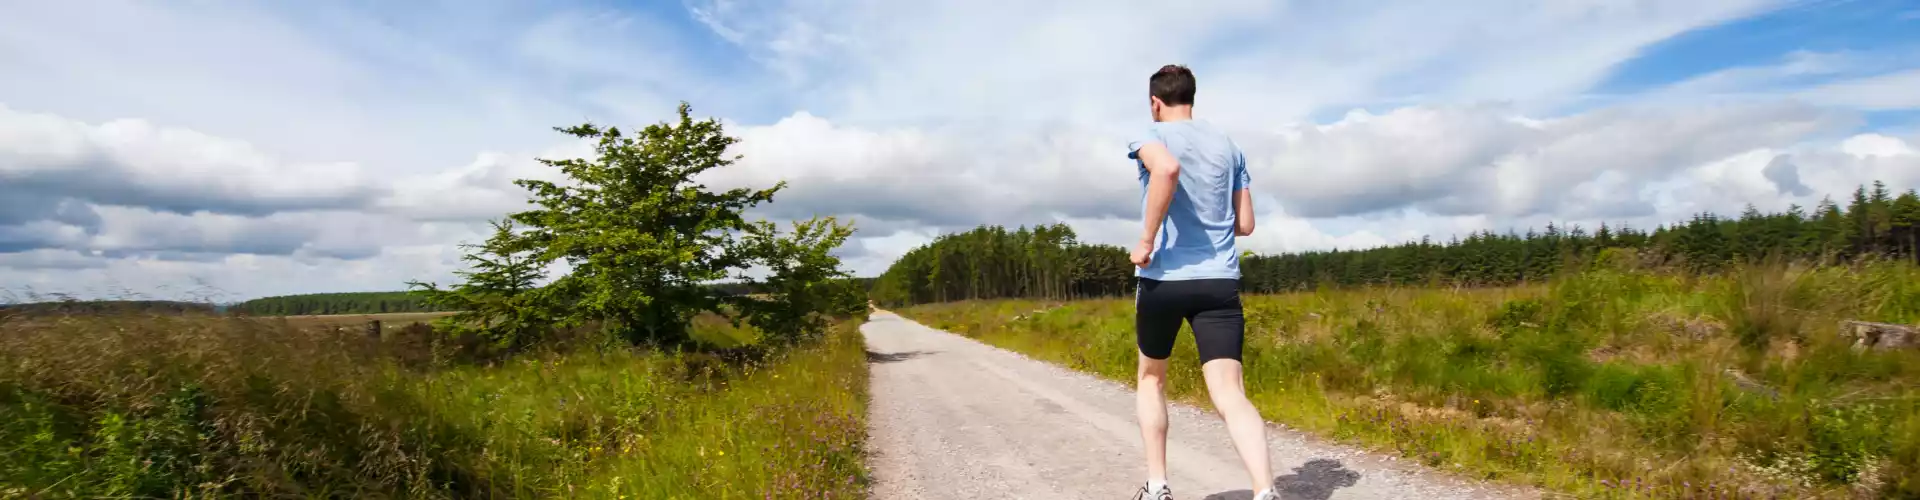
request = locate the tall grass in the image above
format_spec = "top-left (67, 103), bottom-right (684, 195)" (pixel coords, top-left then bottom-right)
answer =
top-left (0, 310), bottom-right (870, 499)
top-left (901, 260), bottom-right (1920, 499)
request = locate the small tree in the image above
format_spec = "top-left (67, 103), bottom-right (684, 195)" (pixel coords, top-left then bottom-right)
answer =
top-left (482, 101), bottom-right (860, 347)
top-left (731, 217), bottom-right (868, 345)
top-left (407, 219), bottom-right (550, 349)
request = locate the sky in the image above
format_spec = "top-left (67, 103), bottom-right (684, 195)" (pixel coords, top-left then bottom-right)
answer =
top-left (3, 0), bottom-right (1919, 302)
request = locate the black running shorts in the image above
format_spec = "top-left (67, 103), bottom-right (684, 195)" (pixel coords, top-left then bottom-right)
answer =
top-left (1134, 277), bottom-right (1245, 363)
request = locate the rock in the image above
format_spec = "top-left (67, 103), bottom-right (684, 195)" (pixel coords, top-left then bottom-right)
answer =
top-left (1722, 369), bottom-right (1779, 400)
top-left (1840, 320), bottom-right (1917, 351)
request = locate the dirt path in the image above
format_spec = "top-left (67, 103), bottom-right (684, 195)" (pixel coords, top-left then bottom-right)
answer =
top-left (862, 311), bottom-right (1539, 500)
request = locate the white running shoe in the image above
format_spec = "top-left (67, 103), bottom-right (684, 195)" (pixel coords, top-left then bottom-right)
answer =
top-left (1132, 484), bottom-right (1173, 500)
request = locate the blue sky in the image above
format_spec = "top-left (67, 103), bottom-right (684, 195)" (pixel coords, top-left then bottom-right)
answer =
top-left (2, 0), bottom-right (1918, 300)
top-left (1600, 0), bottom-right (1920, 91)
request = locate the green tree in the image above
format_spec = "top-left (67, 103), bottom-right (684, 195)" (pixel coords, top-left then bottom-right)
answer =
top-left (408, 219), bottom-right (549, 348)
top-left (730, 217), bottom-right (867, 345)
top-left (419, 102), bottom-right (860, 347)
top-left (1894, 190), bottom-right (1920, 264)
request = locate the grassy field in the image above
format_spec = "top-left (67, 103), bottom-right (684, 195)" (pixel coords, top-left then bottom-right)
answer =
top-left (0, 310), bottom-right (870, 498)
top-left (900, 261), bottom-right (1920, 499)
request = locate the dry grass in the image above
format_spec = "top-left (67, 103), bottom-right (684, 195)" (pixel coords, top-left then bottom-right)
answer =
top-left (0, 309), bottom-right (871, 499)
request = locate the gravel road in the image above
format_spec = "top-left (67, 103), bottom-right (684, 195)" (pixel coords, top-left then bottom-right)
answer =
top-left (862, 310), bottom-right (1540, 500)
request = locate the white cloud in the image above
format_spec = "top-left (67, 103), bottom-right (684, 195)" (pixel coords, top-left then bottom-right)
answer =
top-left (1245, 100), bottom-right (1850, 219)
top-left (1799, 69), bottom-right (1920, 110)
top-left (0, 104), bottom-right (383, 216)
top-left (706, 113), bottom-right (1141, 227)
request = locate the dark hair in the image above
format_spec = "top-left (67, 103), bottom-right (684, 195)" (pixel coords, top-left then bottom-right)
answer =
top-left (1150, 64), bottom-right (1196, 106)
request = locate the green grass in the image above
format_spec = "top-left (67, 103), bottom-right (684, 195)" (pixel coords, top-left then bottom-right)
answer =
top-left (0, 310), bottom-right (870, 499)
top-left (899, 261), bottom-right (1920, 499)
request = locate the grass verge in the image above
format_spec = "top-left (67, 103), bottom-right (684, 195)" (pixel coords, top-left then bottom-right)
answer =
top-left (0, 310), bottom-right (870, 499)
top-left (899, 262), bottom-right (1920, 499)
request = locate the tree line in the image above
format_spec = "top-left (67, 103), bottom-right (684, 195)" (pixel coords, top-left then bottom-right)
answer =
top-left (868, 224), bottom-right (1135, 307)
top-left (872, 181), bottom-right (1919, 306)
top-left (227, 291), bottom-right (452, 316)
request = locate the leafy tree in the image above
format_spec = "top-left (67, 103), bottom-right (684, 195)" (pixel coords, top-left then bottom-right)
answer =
top-left (422, 102), bottom-right (862, 348)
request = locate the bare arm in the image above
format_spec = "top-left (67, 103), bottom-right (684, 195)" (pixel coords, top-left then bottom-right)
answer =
top-left (1233, 188), bottom-right (1255, 236)
top-left (1136, 142), bottom-right (1181, 246)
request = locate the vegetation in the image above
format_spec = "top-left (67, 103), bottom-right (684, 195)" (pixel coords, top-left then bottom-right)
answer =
top-left (869, 223), bottom-right (1134, 306)
top-left (228, 292), bottom-right (451, 316)
top-left (1, 102), bottom-right (874, 498)
top-left (1, 311), bottom-right (870, 498)
top-left (872, 182), bottom-right (1920, 307)
top-left (899, 259), bottom-right (1920, 498)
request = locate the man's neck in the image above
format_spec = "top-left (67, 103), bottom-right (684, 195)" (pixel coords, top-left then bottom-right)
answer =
top-left (1156, 106), bottom-right (1194, 122)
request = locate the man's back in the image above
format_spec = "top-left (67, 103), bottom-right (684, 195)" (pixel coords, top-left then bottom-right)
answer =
top-left (1128, 119), bottom-right (1248, 281)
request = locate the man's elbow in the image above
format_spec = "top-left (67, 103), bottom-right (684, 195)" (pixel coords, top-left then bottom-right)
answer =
top-left (1236, 223), bottom-right (1254, 237)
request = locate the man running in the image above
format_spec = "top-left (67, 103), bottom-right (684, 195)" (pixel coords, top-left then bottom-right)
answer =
top-left (1125, 64), bottom-right (1274, 500)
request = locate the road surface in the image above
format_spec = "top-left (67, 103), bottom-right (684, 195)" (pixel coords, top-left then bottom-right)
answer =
top-left (862, 311), bottom-right (1537, 500)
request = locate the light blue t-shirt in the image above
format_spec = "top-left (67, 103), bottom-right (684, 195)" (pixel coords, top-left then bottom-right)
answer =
top-left (1127, 119), bottom-right (1250, 281)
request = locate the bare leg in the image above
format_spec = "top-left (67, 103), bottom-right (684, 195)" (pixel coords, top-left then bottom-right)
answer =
top-left (1202, 358), bottom-right (1272, 492)
top-left (1136, 352), bottom-right (1171, 484)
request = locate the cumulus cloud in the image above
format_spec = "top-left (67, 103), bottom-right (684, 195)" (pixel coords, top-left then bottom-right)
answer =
top-left (1247, 101), bottom-right (1852, 219)
top-left (1763, 154), bottom-right (1814, 196)
top-left (375, 148), bottom-right (583, 222)
top-left (0, 104), bottom-right (384, 216)
top-left (700, 114), bottom-right (1140, 229)
top-left (0, 104), bottom-right (436, 265)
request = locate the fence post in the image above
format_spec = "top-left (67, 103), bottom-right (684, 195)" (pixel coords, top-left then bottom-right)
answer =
top-left (366, 320), bottom-right (383, 341)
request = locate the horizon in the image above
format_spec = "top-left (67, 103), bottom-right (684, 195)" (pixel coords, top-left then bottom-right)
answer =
top-left (4, 0), bottom-right (1919, 302)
